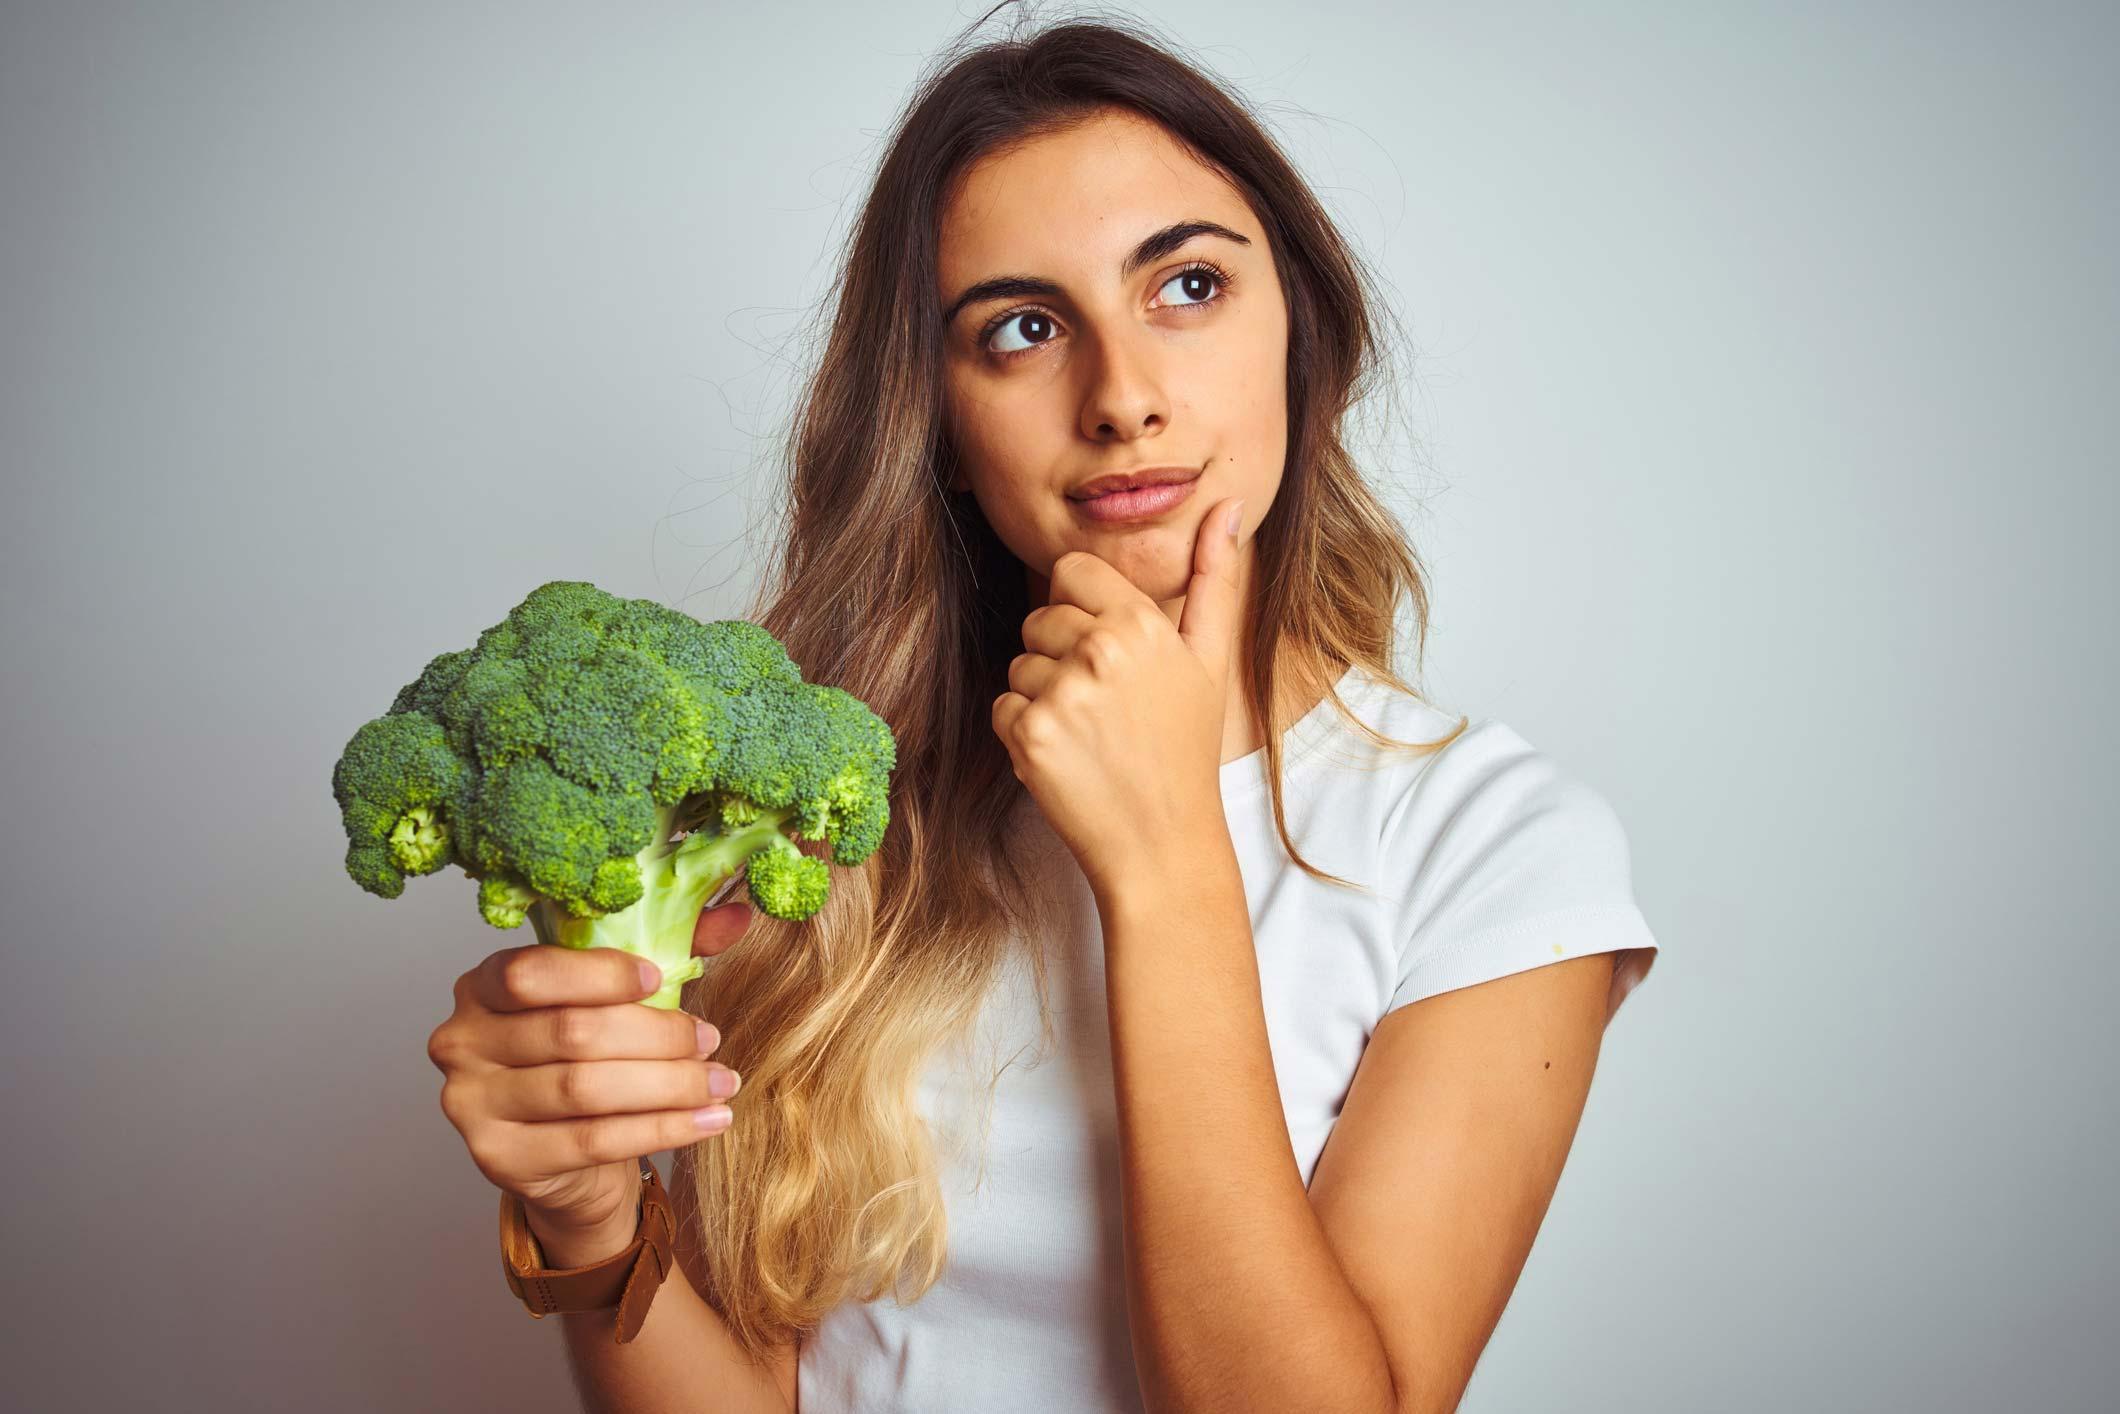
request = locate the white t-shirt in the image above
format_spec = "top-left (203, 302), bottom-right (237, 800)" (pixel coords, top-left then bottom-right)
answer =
top-left (799, 663), bottom-right (1660, 1412)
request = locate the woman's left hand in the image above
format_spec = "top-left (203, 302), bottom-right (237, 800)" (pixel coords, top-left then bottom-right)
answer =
top-left (992, 496), bottom-right (1248, 901)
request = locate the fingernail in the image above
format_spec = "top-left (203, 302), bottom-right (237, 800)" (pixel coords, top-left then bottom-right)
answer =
top-left (693, 1105), bottom-right (733, 1133)
top-left (708, 1068), bottom-right (741, 1099)
top-left (1225, 500), bottom-right (1244, 541)
top-left (695, 1021), bottom-right (719, 1056)
top-left (638, 959), bottom-right (662, 993)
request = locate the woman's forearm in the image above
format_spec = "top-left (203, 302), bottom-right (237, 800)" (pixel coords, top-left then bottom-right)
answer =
top-left (1096, 844), bottom-right (1399, 1414)
top-left (529, 1203), bottom-right (793, 1414)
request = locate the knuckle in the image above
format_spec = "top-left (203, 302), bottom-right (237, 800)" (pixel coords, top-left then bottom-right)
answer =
top-left (568, 1116), bottom-right (612, 1167)
top-left (551, 1006), bottom-right (601, 1058)
top-left (462, 1128), bottom-right (504, 1184)
top-left (554, 1061), bottom-right (594, 1110)
top-left (438, 1076), bottom-right (477, 1132)
top-left (497, 950), bottom-right (542, 1004)
top-left (426, 1020), bottom-right (461, 1072)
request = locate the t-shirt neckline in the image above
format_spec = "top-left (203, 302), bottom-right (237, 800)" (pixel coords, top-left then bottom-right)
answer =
top-left (1219, 663), bottom-right (1364, 802)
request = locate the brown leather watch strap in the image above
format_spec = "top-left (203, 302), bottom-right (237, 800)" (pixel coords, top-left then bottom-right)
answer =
top-left (500, 1165), bottom-right (677, 1344)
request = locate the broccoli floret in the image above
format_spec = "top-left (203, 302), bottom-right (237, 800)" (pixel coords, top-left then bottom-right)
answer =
top-left (330, 581), bottom-right (896, 1010)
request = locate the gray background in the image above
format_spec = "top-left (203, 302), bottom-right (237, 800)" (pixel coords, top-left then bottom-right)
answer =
top-left (3, 2), bottom-right (2112, 1409)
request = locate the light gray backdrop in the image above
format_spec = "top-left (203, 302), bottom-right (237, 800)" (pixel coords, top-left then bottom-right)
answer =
top-left (3, 2), bottom-right (2112, 1410)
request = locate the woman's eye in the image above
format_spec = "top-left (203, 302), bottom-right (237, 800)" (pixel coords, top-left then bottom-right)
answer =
top-left (983, 264), bottom-right (1229, 358)
top-left (1157, 264), bottom-right (1225, 310)
top-left (987, 309), bottom-right (1058, 357)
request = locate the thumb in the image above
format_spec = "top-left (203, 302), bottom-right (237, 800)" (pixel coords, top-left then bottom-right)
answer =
top-left (1178, 497), bottom-right (1246, 682)
top-left (693, 885), bottom-right (756, 958)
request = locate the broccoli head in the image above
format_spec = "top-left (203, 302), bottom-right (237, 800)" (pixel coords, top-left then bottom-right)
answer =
top-left (330, 581), bottom-right (897, 1009)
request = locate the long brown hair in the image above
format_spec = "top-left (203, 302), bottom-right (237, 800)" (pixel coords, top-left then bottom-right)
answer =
top-left (679, 5), bottom-right (1465, 1360)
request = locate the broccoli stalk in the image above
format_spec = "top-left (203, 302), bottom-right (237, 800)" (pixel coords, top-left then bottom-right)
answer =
top-left (330, 581), bottom-right (895, 1012)
top-left (514, 800), bottom-right (814, 1010)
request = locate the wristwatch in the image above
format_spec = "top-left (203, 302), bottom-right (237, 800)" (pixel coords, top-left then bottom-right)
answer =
top-left (500, 1165), bottom-right (676, 1344)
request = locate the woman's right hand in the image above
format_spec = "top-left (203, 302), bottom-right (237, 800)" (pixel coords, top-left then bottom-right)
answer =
top-left (427, 895), bottom-right (757, 1236)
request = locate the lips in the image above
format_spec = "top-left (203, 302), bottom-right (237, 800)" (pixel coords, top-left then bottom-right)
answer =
top-left (1070, 475), bottom-right (1201, 524)
top-left (1068, 465), bottom-right (1202, 501)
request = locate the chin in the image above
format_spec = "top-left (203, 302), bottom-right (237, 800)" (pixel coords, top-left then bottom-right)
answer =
top-left (1089, 537), bottom-right (1191, 591)
top-left (1035, 528), bottom-right (1199, 606)
top-left (1134, 563), bottom-right (1199, 608)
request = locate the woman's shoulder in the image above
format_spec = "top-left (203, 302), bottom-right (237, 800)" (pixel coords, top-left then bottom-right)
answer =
top-left (1317, 668), bottom-right (1628, 845)
top-left (1298, 661), bottom-right (1479, 769)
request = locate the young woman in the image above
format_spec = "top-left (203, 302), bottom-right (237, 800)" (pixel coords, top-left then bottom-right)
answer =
top-left (484, 15), bottom-right (1659, 1413)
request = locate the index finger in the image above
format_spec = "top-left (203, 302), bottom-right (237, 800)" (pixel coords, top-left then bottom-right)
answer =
top-left (469, 943), bottom-right (657, 1014)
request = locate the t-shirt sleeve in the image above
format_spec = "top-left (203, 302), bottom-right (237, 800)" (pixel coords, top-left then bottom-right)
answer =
top-left (1382, 722), bottom-right (1659, 1025)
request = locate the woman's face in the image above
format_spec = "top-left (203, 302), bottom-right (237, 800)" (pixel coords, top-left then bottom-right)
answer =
top-left (935, 108), bottom-right (1290, 613)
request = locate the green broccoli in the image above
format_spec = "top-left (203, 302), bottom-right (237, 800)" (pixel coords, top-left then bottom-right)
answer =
top-left (329, 581), bottom-right (896, 1009)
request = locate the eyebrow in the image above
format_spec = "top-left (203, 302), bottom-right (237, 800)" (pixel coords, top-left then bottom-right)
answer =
top-left (942, 218), bottom-right (1253, 329)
